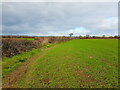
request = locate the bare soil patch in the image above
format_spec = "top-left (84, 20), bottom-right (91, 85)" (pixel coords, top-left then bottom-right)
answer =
top-left (75, 70), bottom-right (97, 83)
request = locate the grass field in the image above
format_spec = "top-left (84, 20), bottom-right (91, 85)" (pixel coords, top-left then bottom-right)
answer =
top-left (3, 39), bottom-right (118, 88)
top-left (2, 44), bottom-right (54, 78)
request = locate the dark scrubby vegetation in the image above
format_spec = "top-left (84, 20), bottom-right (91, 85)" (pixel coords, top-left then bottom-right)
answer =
top-left (2, 36), bottom-right (71, 58)
top-left (2, 39), bottom-right (40, 57)
top-left (2, 35), bottom-right (35, 38)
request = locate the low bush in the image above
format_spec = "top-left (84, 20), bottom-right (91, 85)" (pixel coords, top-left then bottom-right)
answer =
top-left (2, 36), bottom-right (71, 58)
top-left (2, 39), bottom-right (40, 57)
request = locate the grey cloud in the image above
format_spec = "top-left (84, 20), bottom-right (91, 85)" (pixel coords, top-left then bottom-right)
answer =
top-left (2, 2), bottom-right (118, 36)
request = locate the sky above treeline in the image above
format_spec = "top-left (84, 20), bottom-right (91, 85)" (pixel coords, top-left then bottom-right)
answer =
top-left (2, 2), bottom-right (118, 36)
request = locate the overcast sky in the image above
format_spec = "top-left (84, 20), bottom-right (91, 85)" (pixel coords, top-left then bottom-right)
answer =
top-left (2, 2), bottom-right (118, 36)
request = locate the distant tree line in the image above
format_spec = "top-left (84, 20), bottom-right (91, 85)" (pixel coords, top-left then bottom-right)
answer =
top-left (68, 33), bottom-right (119, 39)
top-left (1, 34), bottom-right (120, 39)
top-left (77, 34), bottom-right (119, 39)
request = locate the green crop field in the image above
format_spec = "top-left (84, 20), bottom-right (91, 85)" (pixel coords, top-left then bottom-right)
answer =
top-left (3, 39), bottom-right (118, 88)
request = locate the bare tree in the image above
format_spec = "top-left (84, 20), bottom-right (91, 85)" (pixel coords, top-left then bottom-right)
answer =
top-left (69, 33), bottom-right (73, 37)
top-left (114, 35), bottom-right (118, 38)
top-left (86, 34), bottom-right (90, 38)
top-left (79, 35), bottom-right (82, 37)
top-left (102, 35), bottom-right (105, 38)
top-left (92, 36), bottom-right (96, 38)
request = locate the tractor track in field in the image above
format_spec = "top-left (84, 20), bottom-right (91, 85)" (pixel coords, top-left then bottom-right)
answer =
top-left (2, 46), bottom-right (56, 88)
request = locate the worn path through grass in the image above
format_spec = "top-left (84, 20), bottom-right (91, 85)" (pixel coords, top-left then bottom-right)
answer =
top-left (2, 44), bottom-right (56, 88)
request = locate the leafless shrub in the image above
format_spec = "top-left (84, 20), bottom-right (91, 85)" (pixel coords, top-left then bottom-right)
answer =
top-left (2, 39), bottom-right (39, 57)
top-left (2, 36), bottom-right (71, 57)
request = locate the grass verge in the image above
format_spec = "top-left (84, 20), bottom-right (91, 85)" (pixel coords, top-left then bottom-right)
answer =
top-left (2, 43), bottom-right (54, 78)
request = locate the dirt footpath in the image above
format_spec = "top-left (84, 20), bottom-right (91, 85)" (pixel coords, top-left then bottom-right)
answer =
top-left (2, 46), bottom-right (55, 88)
